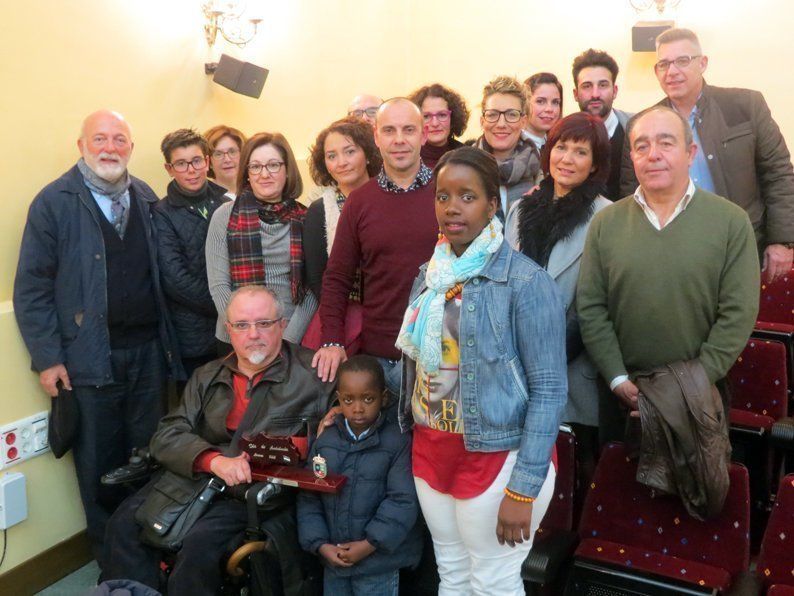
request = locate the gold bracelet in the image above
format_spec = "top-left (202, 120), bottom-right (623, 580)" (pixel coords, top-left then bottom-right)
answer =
top-left (504, 488), bottom-right (535, 503)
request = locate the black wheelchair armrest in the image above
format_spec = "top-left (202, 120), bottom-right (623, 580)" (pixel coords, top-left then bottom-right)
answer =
top-left (771, 417), bottom-right (794, 451)
top-left (521, 530), bottom-right (579, 584)
top-left (723, 570), bottom-right (762, 596)
top-left (101, 447), bottom-right (160, 485)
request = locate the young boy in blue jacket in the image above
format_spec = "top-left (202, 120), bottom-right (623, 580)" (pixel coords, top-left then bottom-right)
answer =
top-left (297, 355), bottom-right (422, 595)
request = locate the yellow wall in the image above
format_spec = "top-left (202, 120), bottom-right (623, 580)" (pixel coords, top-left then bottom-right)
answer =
top-left (1, 0), bottom-right (792, 574)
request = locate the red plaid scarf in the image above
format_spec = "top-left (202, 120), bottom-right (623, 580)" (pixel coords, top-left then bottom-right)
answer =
top-left (227, 190), bottom-right (307, 303)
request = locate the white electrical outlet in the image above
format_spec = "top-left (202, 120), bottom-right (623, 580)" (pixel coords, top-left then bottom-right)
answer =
top-left (0, 472), bottom-right (28, 529)
top-left (1, 412), bottom-right (50, 469)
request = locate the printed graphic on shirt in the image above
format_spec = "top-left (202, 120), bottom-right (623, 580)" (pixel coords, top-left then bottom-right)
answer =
top-left (412, 297), bottom-right (463, 434)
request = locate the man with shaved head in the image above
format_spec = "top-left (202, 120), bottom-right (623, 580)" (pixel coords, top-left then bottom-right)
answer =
top-left (314, 98), bottom-right (437, 392)
top-left (348, 93), bottom-right (383, 127)
top-left (14, 109), bottom-right (180, 567)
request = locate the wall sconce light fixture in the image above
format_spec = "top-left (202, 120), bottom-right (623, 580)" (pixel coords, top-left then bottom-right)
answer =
top-left (629, 0), bottom-right (682, 15)
top-left (202, 1), bottom-right (262, 48)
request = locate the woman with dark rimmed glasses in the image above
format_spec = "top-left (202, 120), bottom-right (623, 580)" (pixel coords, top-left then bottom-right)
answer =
top-left (206, 132), bottom-right (317, 353)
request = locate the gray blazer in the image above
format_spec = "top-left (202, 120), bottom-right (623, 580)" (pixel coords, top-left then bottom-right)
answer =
top-left (506, 195), bottom-right (612, 426)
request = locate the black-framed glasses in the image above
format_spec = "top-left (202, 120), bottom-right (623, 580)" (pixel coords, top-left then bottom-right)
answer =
top-left (423, 110), bottom-right (452, 123)
top-left (212, 148), bottom-right (240, 160)
top-left (482, 109), bottom-right (524, 123)
top-left (349, 107), bottom-right (379, 118)
top-left (228, 318), bottom-right (283, 332)
top-left (248, 161), bottom-right (285, 175)
top-left (654, 55), bottom-right (702, 73)
top-left (168, 156), bottom-right (208, 172)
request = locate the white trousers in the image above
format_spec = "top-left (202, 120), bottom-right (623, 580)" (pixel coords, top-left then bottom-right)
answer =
top-left (415, 451), bottom-right (556, 596)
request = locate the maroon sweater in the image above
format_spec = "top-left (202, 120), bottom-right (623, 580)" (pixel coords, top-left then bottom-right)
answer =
top-left (319, 177), bottom-right (438, 359)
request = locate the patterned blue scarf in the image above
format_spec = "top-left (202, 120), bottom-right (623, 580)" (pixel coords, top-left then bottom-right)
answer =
top-left (396, 218), bottom-right (503, 374)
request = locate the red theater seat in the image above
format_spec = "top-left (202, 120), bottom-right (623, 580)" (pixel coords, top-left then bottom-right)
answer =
top-left (757, 475), bottom-right (794, 595)
top-left (565, 442), bottom-right (750, 595)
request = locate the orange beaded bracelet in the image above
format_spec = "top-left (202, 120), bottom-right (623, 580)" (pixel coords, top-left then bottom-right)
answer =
top-left (503, 488), bottom-right (535, 503)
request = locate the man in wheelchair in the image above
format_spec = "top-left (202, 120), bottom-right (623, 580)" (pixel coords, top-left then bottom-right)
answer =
top-left (102, 285), bottom-right (335, 595)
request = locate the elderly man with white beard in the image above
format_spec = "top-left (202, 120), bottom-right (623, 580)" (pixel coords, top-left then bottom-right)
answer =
top-left (102, 285), bottom-right (334, 595)
top-left (13, 109), bottom-right (182, 569)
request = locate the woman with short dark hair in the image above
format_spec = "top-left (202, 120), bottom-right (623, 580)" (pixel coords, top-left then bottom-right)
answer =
top-left (204, 125), bottom-right (246, 198)
top-left (506, 112), bottom-right (611, 485)
top-left (409, 83), bottom-right (471, 169)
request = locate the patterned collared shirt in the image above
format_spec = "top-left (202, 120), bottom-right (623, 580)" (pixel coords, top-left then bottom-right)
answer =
top-left (376, 161), bottom-right (433, 193)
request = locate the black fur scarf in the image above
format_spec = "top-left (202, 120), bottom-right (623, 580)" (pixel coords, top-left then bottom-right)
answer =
top-left (517, 176), bottom-right (604, 268)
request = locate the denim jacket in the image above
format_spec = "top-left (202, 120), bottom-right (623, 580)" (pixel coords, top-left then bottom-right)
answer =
top-left (398, 240), bottom-right (568, 498)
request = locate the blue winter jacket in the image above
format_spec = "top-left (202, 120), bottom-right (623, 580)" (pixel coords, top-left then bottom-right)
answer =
top-left (297, 414), bottom-right (422, 577)
top-left (13, 164), bottom-right (183, 384)
top-left (398, 240), bottom-right (568, 498)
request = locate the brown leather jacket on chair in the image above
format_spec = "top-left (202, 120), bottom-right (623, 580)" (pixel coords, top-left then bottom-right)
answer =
top-left (633, 359), bottom-right (731, 521)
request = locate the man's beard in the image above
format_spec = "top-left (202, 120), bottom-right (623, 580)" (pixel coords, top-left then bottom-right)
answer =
top-left (86, 152), bottom-right (128, 182)
top-left (584, 101), bottom-right (611, 119)
top-left (248, 350), bottom-right (267, 365)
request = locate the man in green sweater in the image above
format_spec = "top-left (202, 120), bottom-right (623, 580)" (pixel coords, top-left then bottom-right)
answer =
top-left (577, 105), bottom-right (759, 439)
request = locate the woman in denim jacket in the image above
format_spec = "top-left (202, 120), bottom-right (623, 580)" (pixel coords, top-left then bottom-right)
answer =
top-left (395, 147), bottom-right (567, 596)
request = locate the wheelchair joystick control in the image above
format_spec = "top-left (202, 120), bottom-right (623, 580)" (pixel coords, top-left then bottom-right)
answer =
top-left (255, 482), bottom-right (282, 506)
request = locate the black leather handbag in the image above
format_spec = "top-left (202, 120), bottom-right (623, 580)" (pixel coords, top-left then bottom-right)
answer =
top-left (48, 383), bottom-right (79, 458)
top-left (134, 471), bottom-right (226, 551)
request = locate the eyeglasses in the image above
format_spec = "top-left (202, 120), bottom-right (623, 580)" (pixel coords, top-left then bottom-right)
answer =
top-left (248, 161), bottom-right (285, 175)
top-left (482, 109), bottom-right (524, 123)
top-left (423, 110), bottom-right (452, 123)
top-left (227, 318), bottom-right (283, 332)
top-left (349, 107), bottom-right (380, 119)
top-left (654, 55), bottom-right (702, 73)
top-left (168, 156), bottom-right (208, 173)
top-left (212, 148), bottom-right (240, 160)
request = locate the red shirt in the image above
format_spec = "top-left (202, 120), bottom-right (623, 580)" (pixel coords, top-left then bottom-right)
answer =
top-left (193, 369), bottom-right (308, 473)
top-left (412, 425), bottom-right (558, 499)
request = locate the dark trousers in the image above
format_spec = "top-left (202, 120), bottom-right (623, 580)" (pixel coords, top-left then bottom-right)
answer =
top-left (72, 339), bottom-right (166, 568)
top-left (103, 480), bottom-right (248, 595)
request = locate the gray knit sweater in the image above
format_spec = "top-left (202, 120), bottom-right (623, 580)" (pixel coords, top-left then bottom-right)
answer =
top-left (205, 201), bottom-right (318, 343)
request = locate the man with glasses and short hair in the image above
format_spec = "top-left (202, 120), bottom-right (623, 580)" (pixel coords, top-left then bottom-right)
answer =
top-left (104, 285), bottom-right (334, 595)
top-left (313, 98), bottom-right (437, 393)
top-left (13, 110), bottom-right (182, 569)
top-left (348, 93), bottom-right (384, 128)
top-left (620, 27), bottom-right (794, 282)
top-left (154, 129), bottom-right (230, 386)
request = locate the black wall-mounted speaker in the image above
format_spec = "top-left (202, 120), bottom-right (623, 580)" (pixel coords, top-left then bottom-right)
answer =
top-left (632, 20), bottom-right (674, 52)
top-left (211, 53), bottom-right (269, 99)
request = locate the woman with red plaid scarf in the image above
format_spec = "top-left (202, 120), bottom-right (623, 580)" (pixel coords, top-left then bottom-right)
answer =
top-left (206, 132), bottom-right (317, 353)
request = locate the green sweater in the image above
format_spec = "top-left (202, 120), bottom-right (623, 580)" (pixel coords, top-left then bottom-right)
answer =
top-left (576, 189), bottom-right (760, 384)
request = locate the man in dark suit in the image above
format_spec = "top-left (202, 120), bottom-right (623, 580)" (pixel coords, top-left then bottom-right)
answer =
top-left (620, 28), bottom-right (794, 281)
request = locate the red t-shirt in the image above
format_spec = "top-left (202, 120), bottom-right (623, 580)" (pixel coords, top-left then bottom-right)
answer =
top-left (410, 296), bottom-right (557, 498)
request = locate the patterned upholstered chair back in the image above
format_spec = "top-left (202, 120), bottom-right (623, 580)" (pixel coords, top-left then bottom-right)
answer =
top-left (757, 474), bottom-right (794, 590)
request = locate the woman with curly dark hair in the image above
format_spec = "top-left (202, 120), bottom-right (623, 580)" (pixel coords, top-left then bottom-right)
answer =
top-left (409, 83), bottom-right (471, 169)
top-left (301, 117), bottom-right (381, 351)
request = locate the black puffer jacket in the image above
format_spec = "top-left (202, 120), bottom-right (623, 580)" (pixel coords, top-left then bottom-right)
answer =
top-left (152, 180), bottom-right (229, 358)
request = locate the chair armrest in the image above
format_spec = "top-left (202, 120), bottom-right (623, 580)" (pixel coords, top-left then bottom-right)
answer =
top-left (521, 530), bottom-right (579, 584)
top-left (771, 417), bottom-right (794, 451)
top-left (723, 570), bottom-right (762, 596)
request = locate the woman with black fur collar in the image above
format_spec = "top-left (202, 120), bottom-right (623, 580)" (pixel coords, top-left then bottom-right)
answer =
top-left (505, 112), bottom-right (612, 485)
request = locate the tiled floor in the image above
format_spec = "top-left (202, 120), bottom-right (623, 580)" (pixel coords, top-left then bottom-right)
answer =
top-left (35, 561), bottom-right (99, 596)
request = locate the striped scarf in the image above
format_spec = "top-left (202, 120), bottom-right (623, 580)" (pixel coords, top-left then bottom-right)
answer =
top-left (226, 189), bottom-right (307, 303)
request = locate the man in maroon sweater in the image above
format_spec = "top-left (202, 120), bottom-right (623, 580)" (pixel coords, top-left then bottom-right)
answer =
top-left (312, 97), bottom-right (438, 393)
